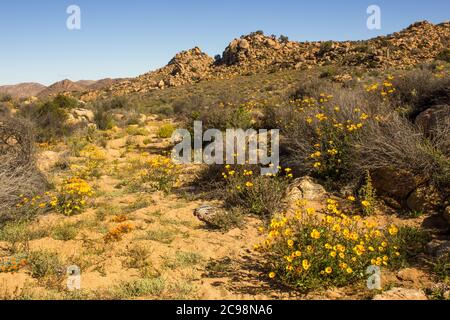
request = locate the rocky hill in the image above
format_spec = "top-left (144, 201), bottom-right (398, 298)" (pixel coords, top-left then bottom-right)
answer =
top-left (0, 82), bottom-right (46, 99)
top-left (68, 21), bottom-right (450, 100)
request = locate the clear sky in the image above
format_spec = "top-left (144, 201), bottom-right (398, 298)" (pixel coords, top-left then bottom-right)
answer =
top-left (1, 0), bottom-right (449, 85)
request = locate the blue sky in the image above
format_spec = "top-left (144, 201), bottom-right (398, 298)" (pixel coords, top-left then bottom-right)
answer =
top-left (1, 0), bottom-right (449, 85)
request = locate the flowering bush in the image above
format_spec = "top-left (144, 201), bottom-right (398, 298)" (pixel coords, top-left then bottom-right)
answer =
top-left (221, 164), bottom-right (292, 219)
top-left (55, 177), bottom-right (94, 216)
top-left (104, 223), bottom-right (134, 243)
top-left (125, 153), bottom-right (180, 193)
top-left (70, 144), bottom-right (107, 179)
top-left (255, 199), bottom-right (401, 291)
top-left (0, 254), bottom-right (27, 273)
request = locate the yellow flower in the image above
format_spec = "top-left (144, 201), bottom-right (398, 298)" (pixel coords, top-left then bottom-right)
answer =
top-left (330, 251), bottom-right (337, 258)
top-left (325, 267), bottom-right (333, 274)
top-left (302, 259), bottom-right (311, 271)
top-left (287, 240), bottom-right (294, 247)
top-left (245, 182), bottom-right (254, 188)
top-left (347, 196), bottom-right (356, 201)
top-left (294, 251), bottom-right (302, 257)
top-left (346, 267), bottom-right (353, 274)
top-left (361, 200), bottom-right (371, 207)
top-left (269, 272), bottom-right (276, 279)
top-left (310, 229), bottom-right (321, 240)
top-left (388, 225), bottom-right (398, 236)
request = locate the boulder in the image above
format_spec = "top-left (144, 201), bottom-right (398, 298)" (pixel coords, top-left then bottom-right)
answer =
top-left (426, 239), bottom-right (450, 258)
top-left (371, 168), bottom-right (419, 206)
top-left (373, 288), bottom-right (428, 300)
top-left (415, 105), bottom-right (450, 136)
top-left (65, 108), bottom-right (95, 126)
top-left (286, 176), bottom-right (327, 204)
top-left (406, 185), bottom-right (442, 212)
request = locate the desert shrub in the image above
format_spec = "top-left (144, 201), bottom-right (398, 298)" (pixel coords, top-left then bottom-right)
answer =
top-left (0, 117), bottom-right (46, 224)
top-left (318, 41), bottom-right (334, 57)
top-left (219, 165), bottom-right (292, 219)
top-left (52, 95), bottom-right (78, 110)
top-left (184, 103), bottom-right (254, 133)
top-left (20, 95), bottom-right (79, 141)
top-left (350, 112), bottom-right (449, 189)
top-left (70, 144), bottom-right (107, 179)
top-left (432, 254), bottom-right (450, 281)
top-left (157, 124), bottom-right (176, 138)
top-left (94, 107), bottom-right (115, 130)
top-left (255, 199), bottom-right (402, 291)
top-left (112, 277), bottom-right (166, 299)
top-left (51, 222), bottom-right (79, 241)
top-left (265, 75), bottom-right (449, 193)
top-left (104, 223), bottom-right (134, 242)
top-left (279, 35), bottom-right (289, 43)
top-left (357, 171), bottom-right (376, 216)
top-left (54, 177), bottom-right (94, 216)
top-left (123, 153), bottom-right (180, 193)
top-left (390, 69), bottom-right (450, 118)
top-left (27, 250), bottom-right (63, 279)
top-left (319, 67), bottom-right (338, 79)
top-left (0, 93), bottom-right (12, 103)
top-left (0, 253), bottom-right (28, 273)
top-left (125, 125), bottom-right (148, 136)
top-left (436, 48), bottom-right (450, 62)
top-left (270, 92), bottom-right (373, 183)
top-left (207, 208), bottom-right (244, 231)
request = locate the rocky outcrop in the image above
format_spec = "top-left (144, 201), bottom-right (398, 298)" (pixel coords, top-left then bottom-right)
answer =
top-left (94, 47), bottom-right (215, 99)
top-left (78, 20), bottom-right (450, 101)
top-left (65, 108), bottom-right (95, 127)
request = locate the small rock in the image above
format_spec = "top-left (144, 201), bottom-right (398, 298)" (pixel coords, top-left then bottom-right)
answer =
top-left (397, 268), bottom-right (426, 285)
top-left (415, 105), bottom-right (450, 136)
top-left (426, 240), bottom-right (450, 258)
top-left (287, 176), bottom-right (327, 202)
top-left (373, 287), bottom-right (428, 300)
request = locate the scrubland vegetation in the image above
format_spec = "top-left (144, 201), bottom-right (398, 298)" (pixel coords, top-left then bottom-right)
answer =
top-left (0, 59), bottom-right (449, 300)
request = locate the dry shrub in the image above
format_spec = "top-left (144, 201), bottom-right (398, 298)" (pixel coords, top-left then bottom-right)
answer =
top-left (350, 112), bottom-right (448, 184)
top-left (265, 75), bottom-right (449, 193)
top-left (0, 117), bottom-right (45, 223)
top-left (391, 69), bottom-right (450, 118)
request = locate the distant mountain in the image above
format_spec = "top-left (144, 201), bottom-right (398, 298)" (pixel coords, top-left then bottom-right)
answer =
top-left (37, 79), bottom-right (87, 98)
top-left (75, 80), bottom-right (97, 87)
top-left (0, 82), bottom-right (46, 99)
top-left (37, 78), bottom-right (127, 98)
top-left (87, 78), bottom-right (128, 90)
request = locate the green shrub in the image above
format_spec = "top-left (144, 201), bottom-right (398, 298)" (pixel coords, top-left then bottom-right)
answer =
top-left (51, 222), bottom-right (79, 240)
top-left (157, 124), bottom-right (175, 138)
top-left (220, 165), bottom-right (291, 219)
top-left (436, 49), bottom-right (450, 63)
top-left (27, 250), bottom-right (63, 279)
